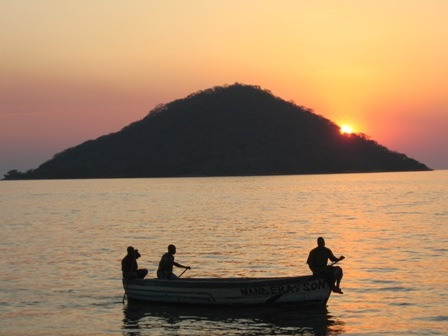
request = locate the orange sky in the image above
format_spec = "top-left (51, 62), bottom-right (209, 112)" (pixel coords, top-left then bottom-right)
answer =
top-left (1, 1), bottom-right (447, 175)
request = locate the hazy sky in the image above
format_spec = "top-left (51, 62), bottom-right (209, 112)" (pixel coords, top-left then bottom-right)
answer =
top-left (1, 1), bottom-right (447, 176)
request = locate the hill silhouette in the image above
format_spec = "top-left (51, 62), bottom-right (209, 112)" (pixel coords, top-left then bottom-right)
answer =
top-left (4, 84), bottom-right (430, 180)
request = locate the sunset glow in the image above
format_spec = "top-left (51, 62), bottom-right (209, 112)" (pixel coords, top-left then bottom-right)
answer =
top-left (340, 125), bottom-right (354, 135)
top-left (1, 1), bottom-right (448, 175)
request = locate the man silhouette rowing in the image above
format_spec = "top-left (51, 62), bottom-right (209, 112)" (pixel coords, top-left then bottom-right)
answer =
top-left (157, 244), bottom-right (191, 280)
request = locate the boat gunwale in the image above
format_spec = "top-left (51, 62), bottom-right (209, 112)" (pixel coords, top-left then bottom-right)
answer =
top-left (123, 275), bottom-right (324, 289)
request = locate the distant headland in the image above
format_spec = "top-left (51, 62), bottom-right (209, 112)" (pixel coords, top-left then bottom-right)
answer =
top-left (3, 83), bottom-right (431, 180)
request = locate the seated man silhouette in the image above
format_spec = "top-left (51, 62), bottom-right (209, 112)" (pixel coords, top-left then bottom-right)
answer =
top-left (307, 237), bottom-right (345, 294)
top-left (157, 244), bottom-right (191, 280)
top-left (121, 246), bottom-right (148, 279)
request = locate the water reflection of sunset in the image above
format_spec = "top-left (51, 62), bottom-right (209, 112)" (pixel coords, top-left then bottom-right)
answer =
top-left (1, 172), bottom-right (447, 335)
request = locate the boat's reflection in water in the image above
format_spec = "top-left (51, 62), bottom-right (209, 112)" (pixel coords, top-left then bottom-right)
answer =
top-left (122, 299), bottom-right (344, 335)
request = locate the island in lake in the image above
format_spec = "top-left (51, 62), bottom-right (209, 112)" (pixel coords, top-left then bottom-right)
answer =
top-left (4, 83), bottom-right (431, 180)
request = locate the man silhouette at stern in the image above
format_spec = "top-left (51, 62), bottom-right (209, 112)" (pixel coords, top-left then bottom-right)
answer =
top-left (307, 237), bottom-right (345, 294)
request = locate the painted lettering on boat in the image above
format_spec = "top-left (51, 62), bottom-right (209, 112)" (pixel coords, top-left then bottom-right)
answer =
top-left (240, 280), bottom-right (325, 297)
top-left (240, 287), bottom-right (271, 296)
top-left (302, 280), bottom-right (326, 291)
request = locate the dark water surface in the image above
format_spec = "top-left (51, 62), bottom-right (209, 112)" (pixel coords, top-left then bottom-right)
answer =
top-left (1, 171), bottom-right (447, 335)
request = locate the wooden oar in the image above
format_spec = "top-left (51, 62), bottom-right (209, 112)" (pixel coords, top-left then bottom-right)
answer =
top-left (178, 268), bottom-right (189, 278)
top-left (122, 285), bottom-right (127, 304)
top-left (328, 259), bottom-right (341, 267)
top-left (122, 253), bottom-right (137, 304)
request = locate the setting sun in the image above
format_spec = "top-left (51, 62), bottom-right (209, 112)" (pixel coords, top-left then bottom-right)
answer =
top-left (340, 125), bottom-right (354, 134)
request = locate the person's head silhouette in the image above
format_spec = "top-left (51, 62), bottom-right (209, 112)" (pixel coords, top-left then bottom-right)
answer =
top-left (317, 237), bottom-right (325, 248)
top-left (168, 244), bottom-right (176, 255)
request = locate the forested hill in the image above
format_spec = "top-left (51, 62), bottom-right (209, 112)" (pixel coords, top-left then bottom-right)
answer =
top-left (4, 84), bottom-right (430, 180)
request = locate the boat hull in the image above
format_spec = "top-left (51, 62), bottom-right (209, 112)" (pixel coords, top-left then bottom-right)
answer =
top-left (122, 275), bottom-right (331, 306)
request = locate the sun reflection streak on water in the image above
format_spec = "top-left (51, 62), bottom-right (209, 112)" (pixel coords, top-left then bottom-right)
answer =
top-left (0, 171), bottom-right (447, 335)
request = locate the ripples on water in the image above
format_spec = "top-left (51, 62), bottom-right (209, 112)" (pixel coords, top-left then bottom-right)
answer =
top-left (122, 301), bottom-right (344, 335)
top-left (0, 171), bottom-right (447, 335)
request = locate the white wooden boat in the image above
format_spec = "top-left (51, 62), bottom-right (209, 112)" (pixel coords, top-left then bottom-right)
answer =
top-left (122, 275), bottom-right (332, 306)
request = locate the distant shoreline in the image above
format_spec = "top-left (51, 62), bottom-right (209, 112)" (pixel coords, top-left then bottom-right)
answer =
top-left (2, 168), bottom-right (434, 181)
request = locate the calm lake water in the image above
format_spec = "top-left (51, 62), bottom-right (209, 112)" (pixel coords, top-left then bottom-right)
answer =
top-left (1, 171), bottom-right (447, 335)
